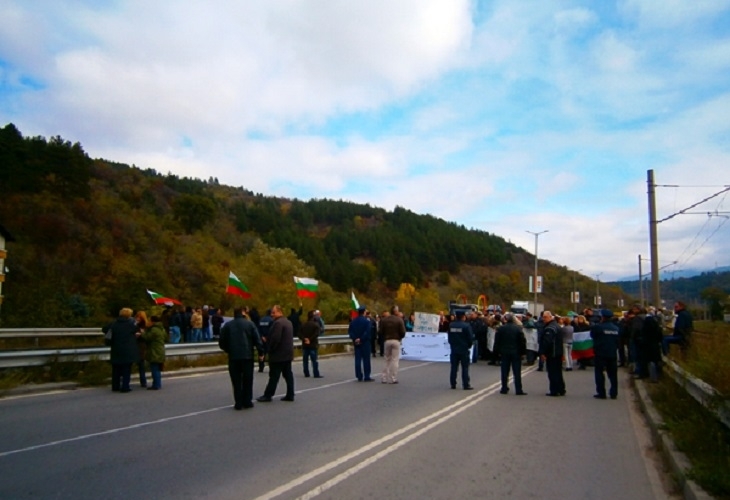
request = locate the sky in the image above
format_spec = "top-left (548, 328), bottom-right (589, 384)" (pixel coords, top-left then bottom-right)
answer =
top-left (1, 0), bottom-right (729, 282)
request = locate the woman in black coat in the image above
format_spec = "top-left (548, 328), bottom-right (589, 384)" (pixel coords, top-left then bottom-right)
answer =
top-left (104, 307), bottom-right (140, 392)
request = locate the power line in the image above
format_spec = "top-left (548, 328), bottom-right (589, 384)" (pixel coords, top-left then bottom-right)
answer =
top-left (656, 185), bottom-right (730, 224)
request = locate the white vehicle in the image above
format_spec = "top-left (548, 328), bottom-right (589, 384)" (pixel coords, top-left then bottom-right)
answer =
top-left (510, 300), bottom-right (544, 316)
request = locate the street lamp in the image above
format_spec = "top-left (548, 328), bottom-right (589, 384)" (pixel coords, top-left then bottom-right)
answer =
top-left (526, 230), bottom-right (548, 316)
top-left (595, 272), bottom-right (603, 307)
top-left (573, 269), bottom-right (583, 311)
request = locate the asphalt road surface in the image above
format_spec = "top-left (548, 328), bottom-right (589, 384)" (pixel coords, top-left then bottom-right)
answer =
top-left (0, 354), bottom-right (674, 500)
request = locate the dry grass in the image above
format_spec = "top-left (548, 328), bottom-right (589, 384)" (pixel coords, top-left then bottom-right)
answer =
top-left (667, 320), bottom-right (730, 397)
top-left (647, 376), bottom-right (730, 499)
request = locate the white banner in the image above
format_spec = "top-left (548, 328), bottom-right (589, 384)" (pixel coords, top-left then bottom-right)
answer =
top-left (413, 312), bottom-right (440, 334)
top-left (525, 328), bottom-right (538, 352)
top-left (401, 332), bottom-right (475, 362)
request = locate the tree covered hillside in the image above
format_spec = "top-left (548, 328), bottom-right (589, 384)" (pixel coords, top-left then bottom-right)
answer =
top-left (0, 124), bottom-right (630, 327)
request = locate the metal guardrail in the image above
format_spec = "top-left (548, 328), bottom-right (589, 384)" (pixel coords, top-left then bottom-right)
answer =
top-left (0, 325), bottom-right (352, 369)
top-left (0, 328), bottom-right (103, 338)
top-left (662, 355), bottom-right (730, 430)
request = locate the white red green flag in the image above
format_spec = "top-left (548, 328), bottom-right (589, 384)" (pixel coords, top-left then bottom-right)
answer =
top-left (293, 276), bottom-right (319, 298)
top-left (350, 291), bottom-right (360, 319)
top-left (571, 331), bottom-right (595, 360)
top-left (146, 289), bottom-right (182, 306)
top-left (226, 271), bottom-right (252, 299)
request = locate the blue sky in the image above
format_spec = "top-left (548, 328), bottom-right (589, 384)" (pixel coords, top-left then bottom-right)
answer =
top-left (1, 0), bottom-right (729, 282)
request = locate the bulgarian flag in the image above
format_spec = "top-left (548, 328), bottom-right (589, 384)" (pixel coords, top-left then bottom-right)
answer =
top-left (350, 291), bottom-right (360, 319)
top-left (146, 289), bottom-right (182, 306)
top-left (571, 330), bottom-right (595, 360)
top-left (226, 271), bottom-right (252, 299)
top-left (294, 276), bottom-right (319, 298)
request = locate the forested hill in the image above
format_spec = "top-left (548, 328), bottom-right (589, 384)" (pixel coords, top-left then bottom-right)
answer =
top-left (0, 124), bottom-right (630, 327)
top-left (610, 271), bottom-right (730, 307)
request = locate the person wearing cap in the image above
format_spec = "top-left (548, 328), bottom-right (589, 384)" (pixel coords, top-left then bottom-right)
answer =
top-left (448, 310), bottom-right (475, 390)
top-left (379, 305), bottom-right (406, 384)
top-left (539, 311), bottom-right (565, 397)
top-left (348, 306), bottom-right (373, 381)
top-left (493, 313), bottom-right (527, 395)
top-left (590, 309), bottom-right (620, 399)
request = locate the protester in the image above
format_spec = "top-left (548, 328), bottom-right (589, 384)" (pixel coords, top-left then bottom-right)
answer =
top-left (134, 310), bottom-right (150, 388)
top-left (190, 307), bottom-right (203, 343)
top-left (379, 305), bottom-right (406, 384)
top-left (540, 311), bottom-right (565, 397)
top-left (662, 301), bottom-right (693, 356)
top-left (140, 315), bottom-right (167, 390)
top-left (257, 305), bottom-right (295, 402)
top-left (299, 310), bottom-right (322, 378)
top-left (257, 309), bottom-right (273, 373)
top-left (560, 315), bottom-right (574, 371)
top-left (103, 307), bottom-right (139, 393)
top-left (493, 313), bottom-right (527, 395)
top-left (220, 307), bottom-right (263, 410)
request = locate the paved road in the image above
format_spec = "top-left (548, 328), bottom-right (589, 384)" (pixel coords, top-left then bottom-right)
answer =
top-left (0, 355), bottom-right (671, 499)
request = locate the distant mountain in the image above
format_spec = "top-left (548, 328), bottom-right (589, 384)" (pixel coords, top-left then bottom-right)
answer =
top-left (609, 270), bottom-right (730, 305)
top-left (615, 266), bottom-right (730, 282)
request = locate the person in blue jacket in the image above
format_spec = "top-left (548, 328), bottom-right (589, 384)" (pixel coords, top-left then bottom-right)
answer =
top-left (348, 306), bottom-right (373, 381)
top-left (448, 310), bottom-right (475, 390)
top-left (591, 309), bottom-right (620, 399)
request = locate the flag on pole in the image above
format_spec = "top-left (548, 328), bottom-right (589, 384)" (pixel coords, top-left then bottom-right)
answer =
top-left (226, 271), bottom-right (252, 299)
top-left (293, 276), bottom-right (319, 298)
top-left (571, 331), bottom-right (595, 360)
top-left (350, 291), bottom-right (360, 319)
top-left (146, 289), bottom-right (182, 306)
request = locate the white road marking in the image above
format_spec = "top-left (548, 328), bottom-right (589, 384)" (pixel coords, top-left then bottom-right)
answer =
top-left (0, 361), bottom-right (434, 458)
top-left (0, 405), bottom-right (229, 458)
top-left (253, 381), bottom-right (507, 500)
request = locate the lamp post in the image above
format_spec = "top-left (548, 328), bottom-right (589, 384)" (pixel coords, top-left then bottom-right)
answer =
top-left (526, 230), bottom-right (548, 316)
top-left (573, 269), bottom-right (583, 311)
top-left (595, 272), bottom-right (603, 307)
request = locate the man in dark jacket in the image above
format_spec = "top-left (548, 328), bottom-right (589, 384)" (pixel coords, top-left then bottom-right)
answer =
top-left (288, 306), bottom-right (303, 337)
top-left (448, 310), bottom-right (475, 390)
top-left (348, 306), bottom-right (373, 381)
top-left (469, 311), bottom-right (488, 363)
top-left (219, 307), bottom-right (263, 410)
top-left (257, 305), bottom-right (295, 402)
top-left (494, 314), bottom-right (527, 395)
top-left (540, 311), bottom-right (565, 397)
top-left (299, 310), bottom-right (322, 378)
top-left (591, 309), bottom-right (620, 399)
top-left (103, 307), bottom-right (139, 393)
top-left (662, 301), bottom-right (693, 355)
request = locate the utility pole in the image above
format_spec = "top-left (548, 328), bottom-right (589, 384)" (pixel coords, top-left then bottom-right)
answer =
top-left (647, 170), bottom-right (661, 308)
top-left (638, 254), bottom-right (644, 308)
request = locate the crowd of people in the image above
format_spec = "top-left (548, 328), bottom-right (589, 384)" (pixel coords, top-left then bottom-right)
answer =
top-left (102, 299), bottom-right (693, 408)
